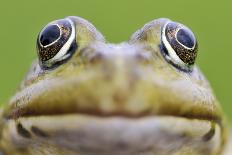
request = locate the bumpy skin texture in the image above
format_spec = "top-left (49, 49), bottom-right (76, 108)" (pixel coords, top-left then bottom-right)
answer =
top-left (0, 16), bottom-right (230, 155)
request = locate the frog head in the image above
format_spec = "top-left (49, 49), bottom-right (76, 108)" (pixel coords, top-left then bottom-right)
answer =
top-left (1, 16), bottom-right (226, 155)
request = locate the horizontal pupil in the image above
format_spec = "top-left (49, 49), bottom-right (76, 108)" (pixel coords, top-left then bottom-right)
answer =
top-left (40, 25), bottom-right (60, 46)
top-left (176, 29), bottom-right (195, 48)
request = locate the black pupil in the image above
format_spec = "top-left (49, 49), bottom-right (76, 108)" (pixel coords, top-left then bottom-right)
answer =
top-left (176, 28), bottom-right (195, 48)
top-left (40, 25), bottom-right (60, 46)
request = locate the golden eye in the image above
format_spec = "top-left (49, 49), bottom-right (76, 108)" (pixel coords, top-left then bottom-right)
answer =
top-left (161, 21), bottom-right (198, 71)
top-left (37, 18), bottom-right (77, 69)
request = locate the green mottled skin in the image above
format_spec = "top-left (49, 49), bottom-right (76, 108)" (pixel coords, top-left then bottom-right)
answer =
top-left (0, 16), bottom-right (231, 155)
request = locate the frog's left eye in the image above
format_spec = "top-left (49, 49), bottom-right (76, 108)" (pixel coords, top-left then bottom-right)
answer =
top-left (161, 21), bottom-right (198, 71)
top-left (37, 18), bottom-right (77, 69)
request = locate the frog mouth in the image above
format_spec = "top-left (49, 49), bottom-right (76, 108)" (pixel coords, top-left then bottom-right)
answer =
top-left (3, 77), bottom-right (224, 154)
top-left (4, 114), bottom-right (222, 154)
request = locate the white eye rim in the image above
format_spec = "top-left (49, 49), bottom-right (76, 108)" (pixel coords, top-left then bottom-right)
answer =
top-left (39, 23), bottom-right (62, 48)
top-left (45, 18), bottom-right (76, 65)
top-left (161, 22), bottom-right (187, 67)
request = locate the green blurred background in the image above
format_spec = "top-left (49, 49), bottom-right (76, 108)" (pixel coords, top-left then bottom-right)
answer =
top-left (0, 0), bottom-right (231, 121)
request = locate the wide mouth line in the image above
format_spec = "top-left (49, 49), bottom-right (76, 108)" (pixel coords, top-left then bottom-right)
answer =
top-left (5, 114), bottom-right (222, 155)
top-left (6, 109), bottom-right (222, 126)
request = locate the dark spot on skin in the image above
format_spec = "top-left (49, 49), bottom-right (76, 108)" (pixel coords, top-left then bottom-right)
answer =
top-left (202, 123), bottom-right (215, 141)
top-left (113, 92), bottom-right (127, 104)
top-left (17, 123), bottom-right (31, 138)
top-left (114, 141), bottom-right (129, 150)
top-left (89, 52), bottom-right (104, 64)
top-left (31, 126), bottom-right (49, 137)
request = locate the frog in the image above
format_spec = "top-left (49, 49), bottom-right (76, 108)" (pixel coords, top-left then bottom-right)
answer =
top-left (0, 16), bottom-right (231, 155)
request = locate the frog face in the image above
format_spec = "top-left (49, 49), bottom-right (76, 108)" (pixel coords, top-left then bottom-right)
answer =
top-left (1, 16), bottom-right (226, 155)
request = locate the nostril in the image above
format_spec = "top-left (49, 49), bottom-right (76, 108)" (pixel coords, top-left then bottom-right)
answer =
top-left (79, 46), bottom-right (105, 64)
top-left (89, 52), bottom-right (104, 64)
top-left (135, 52), bottom-right (152, 64)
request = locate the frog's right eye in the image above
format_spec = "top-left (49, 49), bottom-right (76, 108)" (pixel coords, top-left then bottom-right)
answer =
top-left (37, 18), bottom-right (77, 69)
